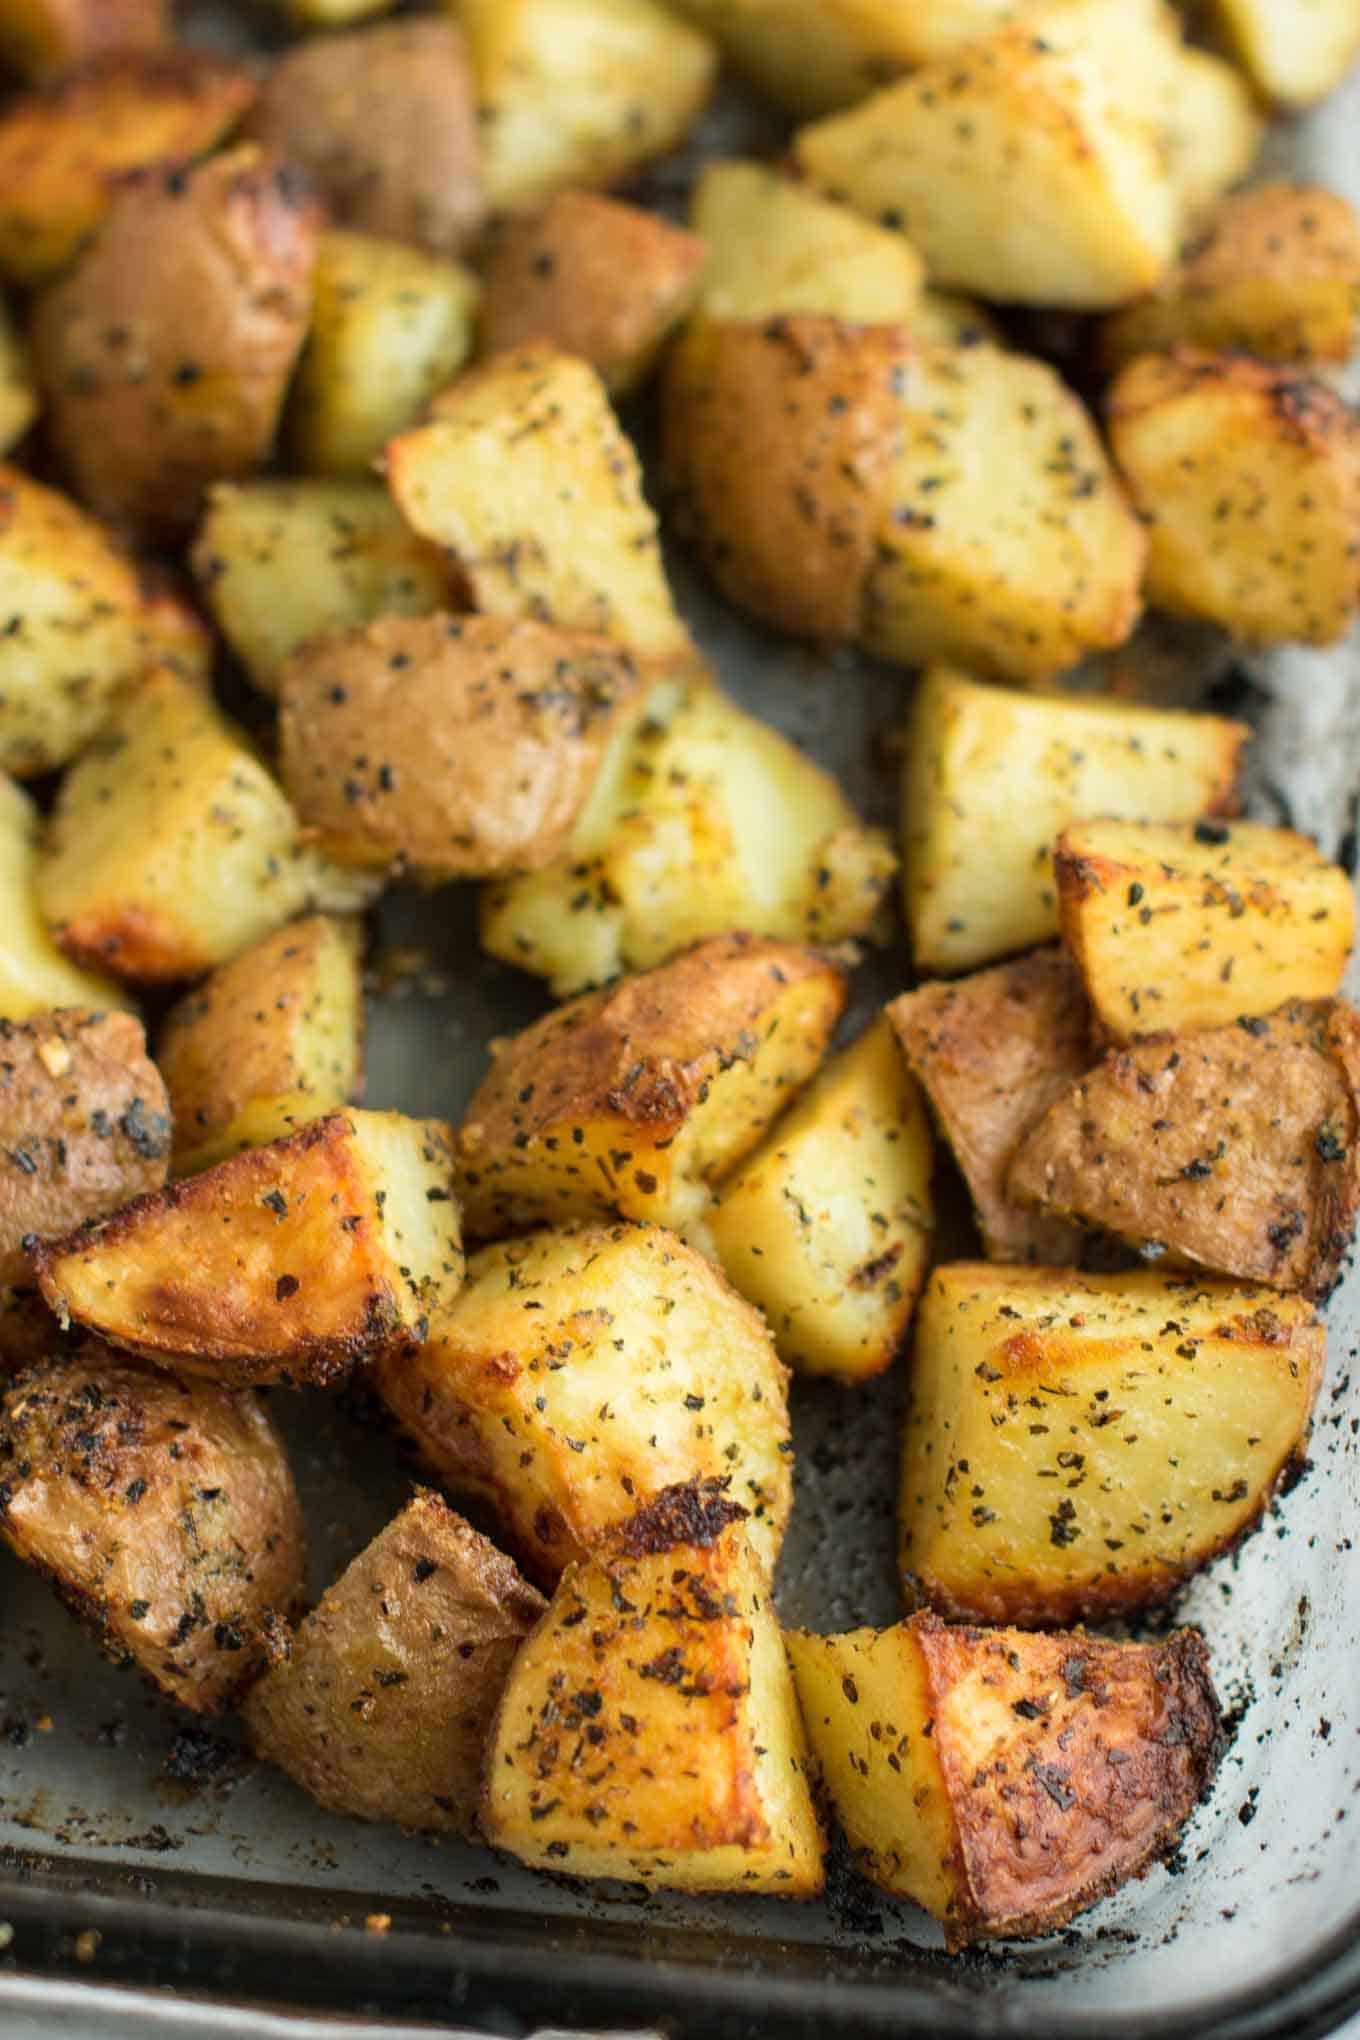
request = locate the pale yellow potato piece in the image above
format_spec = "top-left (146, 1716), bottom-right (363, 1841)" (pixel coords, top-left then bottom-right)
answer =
top-left (1209, 0), bottom-right (1360, 107)
top-left (908, 290), bottom-right (1004, 348)
top-left (691, 160), bottom-right (923, 323)
top-left (0, 776), bottom-right (125, 1020)
top-left (0, 304), bottom-right (36, 454)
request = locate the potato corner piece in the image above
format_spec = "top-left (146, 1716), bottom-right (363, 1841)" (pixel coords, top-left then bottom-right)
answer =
top-left (35, 1110), bottom-right (461, 1388)
top-left (388, 345), bottom-right (687, 661)
top-left (0, 777), bottom-right (123, 1021)
top-left (691, 161), bottom-right (923, 326)
top-left (661, 317), bottom-right (909, 645)
top-left (0, 0), bottom-right (165, 81)
top-left (1057, 819), bottom-right (1356, 1041)
top-left (888, 952), bottom-right (1089, 1264)
top-left (0, 1351), bottom-right (304, 1712)
top-left (901, 668), bottom-right (1248, 975)
top-left (1209, 0), bottom-right (1360, 106)
top-left (0, 303), bottom-right (36, 455)
top-left (788, 1614), bottom-right (1220, 1944)
top-left (1010, 1001), bottom-right (1360, 1299)
top-left (280, 614), bottom-right (644, 883)
top-left (479, 193), bottom-right (704, 400)
top-left (484, 1485), bottom-right (823, 1892)
top-left (243, 1490), bottom-right (543, 1834)
top-left (375, 1222), bottom-right (791, 1583)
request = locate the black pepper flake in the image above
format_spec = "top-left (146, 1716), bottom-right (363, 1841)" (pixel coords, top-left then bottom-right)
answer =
top-left (413, 1557), bottom-right (437, 1582)
top-left (276, 1274), bottom-right (300, 1301)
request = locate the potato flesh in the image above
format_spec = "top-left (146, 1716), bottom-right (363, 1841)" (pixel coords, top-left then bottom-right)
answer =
top-left (900, 1262), bottom-right (1325, 1624)
top-left (691, 161), bottom-right (924, 323)
top-left (0, 777), bottom-right (124, 1020)
top-left (1210, 0), bottom-right (1360, 106)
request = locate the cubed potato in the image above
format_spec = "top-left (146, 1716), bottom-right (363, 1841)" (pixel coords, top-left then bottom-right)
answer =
top-left (38, 666), bottom-right (378, 984)
top-left (902, 668), bottom-right (1248, 975)
top-left (1056, 818), bottom-right (1356, 1041)
top-left (0, 776), bottom-right (124, 1020)
top-left (863, 344), bottom-right (1146, 685)
top-left (0, 50), bottom-right (254, 286)
top-left (1108, 350), bottom-right (1360, 647)
top-left (0, 0), bottom-right (165, 79)
top-left (0, 302), bottom-right (36, 454)
top-left (483, 1484), bottom-right (823, 1891)
top-left (244, 19), bottom-right (481, 257)
top-left (899, 1262), bottom-right (1325, 1624)
top-left (478, 192), bottom-right (704, 398)
top-left (460, 0), bottom-right (716, 213)
top-left (34, 1109), bottom-right (462, 1389)
top-left (157, 916), bottom-right (364, 1176)
top-left (375, 1221), bottom-right (791, 1583)
top-left (0, 1010), bottom-right (169, 1283)
top-left (0, 1350), bottom-right (305, 1711)
top-left (788, 1613), bottom-right (1221, 1944)
top-left (456, 933), bottom-right (846, 1242)
top-left (1009, 999), bottom-right (1360, 1299)
top-left (888, 951), bottom-right (1089, 1263)
top-left (1208, 0), bottom-right (1360, 107)
top-left (279, 613), bottom-right (645, 881)
top-left (707, 1017), bottom-right (934, 1381)
top-left (191, 480), bottom-right (452, 703)
top-left (482, 670), bottom-right (898, 995)
top-left (691, 161), bottom-right (923, 324)
top-left (286, 231), bottom-right (479, 481)
top-left (387, 345), bottom-right (688, 660)
top-left (0, 465), bottom-right (210, 779)
top-left (243, 1490), bottom-right (543, 1834)
top-left (30, 146), bottom-right (321, 544)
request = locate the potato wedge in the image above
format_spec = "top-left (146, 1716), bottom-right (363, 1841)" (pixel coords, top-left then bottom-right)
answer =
top-left (456, 934), bottom-right (846, 1242)
top-left (483, 1484), bottom-right (823, 1892)
top-left (1057, 819), bottom-right (1356, 1041)
top-left (0, 1350), bottom-right (304, 1711)
top-left (279, 614), bottom-right (645, 882)
top-left (899, 1263), bottom-right (1325, 1624)
top-left (902, 668), bottom-right (1248, 974)
top-left (0, 777), bottom-right (124, 1021)
top-left (244, 19), bottom-right (481, 257)
top-left (243, 1490), bottom-right (543, 1834)
top-left (31, 145), bottom-right (321, 544)
top-left (191, 480), bottom-right (452, 703)
top-left (0, 302), bottom-right (36, 455)
top-left (38, 666), bottom-right (377, 985)
top-left (0, 0), bottom-right (164, 80)
top-left (34, 1110), bottom-right (462, 1389)
top-left (1209, 0), bottom-right (1360, 106)
top-left (375, 1221), bottom-right (791, 1583)
top-left (1108, 350), bottom-right (1360, 647)
top-left (888, 952), bottom-right (1089, 1264)
top-left (0, 50), bottom-right (254, 287)
top-left (691, 161), bottom-right (923, 324)
top-left (1009, 1000), bottom-right (1360, 1299)
top-left (460, 0), bottom-right (716, 213)
top-left (478, 193), bottom-right (704, 399)
top-left (158, 916), bottom-right (364, 1177)
top-left (788, 1613), bottom-right (1220, 1944)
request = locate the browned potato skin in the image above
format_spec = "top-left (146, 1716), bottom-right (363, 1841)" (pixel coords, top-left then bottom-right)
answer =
top-left (278, 614), bottom-right (645, 880)
top-left (1010, 1000), bottom-right (1360, 1298)
top-left (0, 1010), bottom-right (170, 1284)
top-left (888, 952), bottom-right (1090, 1263)
top-left (30, 145), bottom-right (321, 543)
top-left (479, 192), bottom-right (706, 397)
top-left (244, 19), bottom-right (482, 258)
top-left (0, 0), bottom-right (166, 81)
top-left (662, 316), bottom-right (909, 642)
top-left (0, 1349), bottom-right (304, 1712)
top-left (243, 1490), bottom-right (543, 1835)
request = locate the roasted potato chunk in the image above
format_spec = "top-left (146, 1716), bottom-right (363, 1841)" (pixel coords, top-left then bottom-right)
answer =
top-left (788, 1614), bottom-right (1220, 1944)
top-left (244, 20), bottom-right (481, 257)
top-left (35, 1110), bottom-right (462, 1389)
top-left (899, 1263), bottom-right (1325, 1624)
top-left (157, 916), bottom-right (364, 1176)
top-left (38, 666), bottom-right (377, 984)
top-left (279, 614), bottom-right (644, 882)
top-left (456, 934), bottom-right (846, 1243)
top-left (1057, 819), bottom-right (1356, 1041)
top-left (243, 1490), bottom-right (543, 1834)
top-left (0, 1351), bottom-right (304, 1712)
top-left (376, 1221), bottom-right (791, 1583)
top-left (1010, 1000), bottom-right (1360, 1299)
top-left (0, 303), bottom-right (36, 455)
top-left (0, 0), bottom-right (164, 80)
top-left (478, 193), bottom-right (704, 399)
top-left (0, 50), bottom-right (254, 287)
top-left (707, 1017), bottom-right (934, 1381)
top-left (1209, 0), bottom-right (1360, 106)
top-left (460, 0), bottom-right (717, 213)
top-left (0, 776), bottom-right (123, 1021)
top-left (191, 480), bottom-right (452, 702)
top-left (1108, 350), bottom-right (1360, 647)
top-left (902, 668), bottom-right (1248, 974)
top-left (484, 1484), bottom-right (823, 1892)
top-left (888, 952), bottom-right (1089, 1264)
top-left (691, 161), bottom-right (924, 324)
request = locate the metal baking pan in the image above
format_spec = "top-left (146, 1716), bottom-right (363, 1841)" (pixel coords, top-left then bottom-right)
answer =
top-left (4, 18), bottom-right (1360, 2037)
